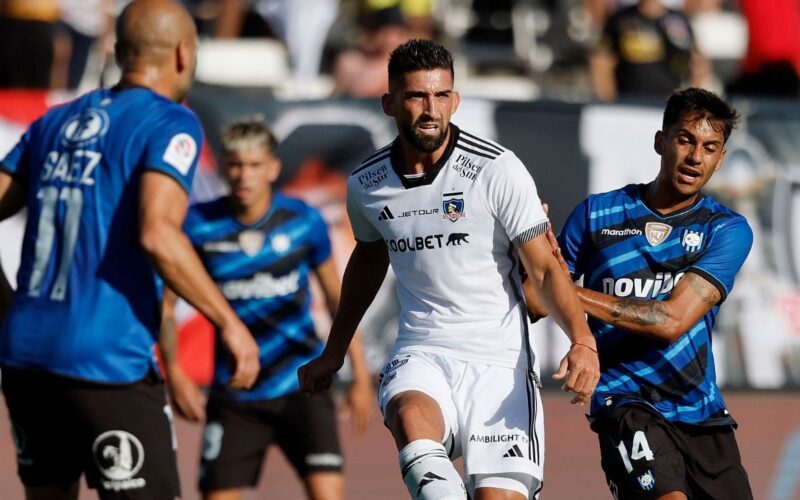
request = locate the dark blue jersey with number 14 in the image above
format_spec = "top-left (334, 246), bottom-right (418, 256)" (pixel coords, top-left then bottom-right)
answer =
top-left (558, 183), bottom-right (752, 426)
top-left (0, 87), bottom-right (203, 384)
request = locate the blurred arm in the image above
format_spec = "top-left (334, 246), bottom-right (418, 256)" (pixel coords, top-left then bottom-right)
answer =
top-left (0, 171), bottom-right (25, 323)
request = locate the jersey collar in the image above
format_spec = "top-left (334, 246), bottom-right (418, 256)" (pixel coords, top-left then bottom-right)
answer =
top-left (390, 124), bottom-right (460, 189)
top-left (637, 182), bottom-right (706, 219)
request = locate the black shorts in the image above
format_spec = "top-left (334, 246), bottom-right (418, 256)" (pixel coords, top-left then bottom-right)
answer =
top-left (199, 391), bottom-right (342, 492)
top-left (1, 366), bottom-right (180, 499)
top-left (593, 404), bottom-right (753, 500)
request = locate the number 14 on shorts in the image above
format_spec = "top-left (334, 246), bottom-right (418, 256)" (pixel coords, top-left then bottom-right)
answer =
top-left (617, 431), bottom-right (654, 473)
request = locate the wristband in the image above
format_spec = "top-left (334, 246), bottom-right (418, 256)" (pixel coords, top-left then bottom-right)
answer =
top-left (571, 341), bottom-right (598, 355)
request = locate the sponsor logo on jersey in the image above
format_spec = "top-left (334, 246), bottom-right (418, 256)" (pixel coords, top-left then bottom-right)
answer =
top-left (385, 233), bottom-right (470, 252)
top-left (358, 164), bottom-right (388, 190)
top-left (239, 230), bottom-right (265, 257)
top-left (162, 132), bottom-right (198, 176)
top-left (681, 229), bottom-right (705, 253)
top-left (470, 433), bottom-right (529, 444)
top-left (601, 227), bottom-right (643, 237)
top-left (452, 153), bottom-right (484, 180)
top-left (644, 222), bottom-right (673, 246)
top-left (92, 430), bottom-right (146, 491)
top-left (378, 205), bottom-right (440, 221)
top-left (202, 240), bottom-right (240, 253)
top-left (637, 469), bottom-right (656, 491)
top-left (220, 270), bottom-right (300, 300)
top-left (60, 108), bottom-right (110, 147)
top-left (601, 272), bottom-right (685, 298)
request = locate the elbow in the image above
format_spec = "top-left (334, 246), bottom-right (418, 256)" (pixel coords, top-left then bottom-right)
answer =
top-left (139, 221), bottom-right (172, 262)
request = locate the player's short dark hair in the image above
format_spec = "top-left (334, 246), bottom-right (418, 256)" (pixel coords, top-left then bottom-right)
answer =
top-left (388, 39), bottom-right (454, 88)
top-left (662, 87), bottom-right (740, 143)
top-left (221, 117), bottom-right (278, 155)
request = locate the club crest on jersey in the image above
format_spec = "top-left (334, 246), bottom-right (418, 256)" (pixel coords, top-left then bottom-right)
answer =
top-left (644, 222), bottom-right (673, 246)
top-left (637, 470), bottom-right (656, 491)
top-left (60, 108), bottom-right (110, 147)
top-left (681, 229), bottom-right (705, 252)
top-left (271, 233), bottom-right (291, 255)
top-left (239, 230), bottom-right (264, 257)
top-left (442, 192), bottom-right (465, 222)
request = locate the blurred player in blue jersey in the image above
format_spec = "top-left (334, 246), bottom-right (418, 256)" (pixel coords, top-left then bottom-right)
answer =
top-left (158, 119), bottom-right (375, 500)
top-left (538, 88), bottom-right (753, 499)
top-left (0, 1), bottom-right (259, 499)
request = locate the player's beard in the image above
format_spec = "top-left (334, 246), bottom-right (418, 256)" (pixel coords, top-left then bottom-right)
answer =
top-left (401, 119), bottom-right (449, 153)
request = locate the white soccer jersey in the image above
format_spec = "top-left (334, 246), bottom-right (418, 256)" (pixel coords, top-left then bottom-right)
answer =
top-left (347, 125), bottom-right (548, 368)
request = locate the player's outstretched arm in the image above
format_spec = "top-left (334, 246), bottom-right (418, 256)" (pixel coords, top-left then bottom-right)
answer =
top-left (299, 239), bottom-right (389, 394)
top-left (313, 257), bottom-right (376, 433)
top-left (158, 287), bottom-right (207, 422)
top-left (139, 171), bottom-right (259, 390)
top-left (575, 273), bottom-right (720, 344)
top-left (518, 235), bottom-right (600, 405)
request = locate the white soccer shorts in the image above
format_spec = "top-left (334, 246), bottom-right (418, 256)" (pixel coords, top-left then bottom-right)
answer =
top-left (378, 349), bottom-right (545, 486)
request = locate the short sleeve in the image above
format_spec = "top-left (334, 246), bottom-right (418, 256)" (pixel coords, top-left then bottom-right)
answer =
top-left (142, 107), bottom-right (203, 193)
top-left (557, 198), bottom-right (591, 280)
top-left (1, 125), bottom-right (34, 183)
top-left (346, 182), bottom-right (382, 242)
top-left (306, 205), bottom-right (332, 266)
top-left (687, 217), bottom-right (752, 303)
top-left (482, 152), bottom-right (548, 247)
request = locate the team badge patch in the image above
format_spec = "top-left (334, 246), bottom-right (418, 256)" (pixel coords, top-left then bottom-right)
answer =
top-left (271, 233), bottom-right (291, 255)
top-left (92, 430), bottom-right (146, 490)
top-left (681, 229), bottom-right (705, 252)
top-left (644, 222), bottom-right (673, 246)
top-left (239, 230), bottom-right (265, 257)
top-left (60, 108), bottom-right (110, 147)
top-left (442, 192), bottom-right (465, 222)
top-left (162, 132), bottom-right (197, 175)
top-left (637, 469), bottom-right (656, 491)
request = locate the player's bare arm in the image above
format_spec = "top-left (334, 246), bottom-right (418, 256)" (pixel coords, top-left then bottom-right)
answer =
top-left (0, 171), bottom-right (24, 322)
top-left (158, 287), bottom-right (207, 421)
top-left (517, 235), bottom-right (600, 405)
top-left (299, 239), bottom-right (389, 393)
top-left (576, 272), bottom-right (721, 344)
top-left (139, 170), bottom-right (259, 389)
top-left (314, 257), bottom-right (376, 433)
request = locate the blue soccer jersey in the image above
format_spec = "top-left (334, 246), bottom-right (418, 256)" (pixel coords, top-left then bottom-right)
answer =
top-left (0, 87), bottom-right (202, 383)
top-left (558, 183), bottom-right (752, 425)
top-left (184, 194), bottom-right (331, 401)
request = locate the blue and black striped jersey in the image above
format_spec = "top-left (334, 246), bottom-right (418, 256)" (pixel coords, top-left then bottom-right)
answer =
top-left (558, 183), bottom-right (752, 425)
top-left (185, 194), bottom-right (331, 401)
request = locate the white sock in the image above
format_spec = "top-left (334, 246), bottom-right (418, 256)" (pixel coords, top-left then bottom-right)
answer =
top-left (399, 439), bottom-right (467, 500)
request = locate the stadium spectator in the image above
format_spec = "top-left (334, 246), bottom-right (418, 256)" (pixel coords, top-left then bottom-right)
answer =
top-left (545, 87), bottom-right (754, 499)
top-left (727, 0), bottom-right (800, 97)
top-left (0, 0), bottom-right (60, 88)
top-left (299, 39), bottom-right (599, 500)
top-left (0, 1), bottom-right (259, 498)
top-left (589, 0), bottom-right (710, 101)
top-left (54, 0), bottom-right (114, 90)
top-left (159, 118), bottom-right (375, 500)
top-left (331, 5), bottom-right (413, 98)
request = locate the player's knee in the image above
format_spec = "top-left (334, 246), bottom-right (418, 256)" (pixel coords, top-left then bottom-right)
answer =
top-left (386, 392), bottom-right (444, 445)
top-left (399, 439), bottom-right (466, 500)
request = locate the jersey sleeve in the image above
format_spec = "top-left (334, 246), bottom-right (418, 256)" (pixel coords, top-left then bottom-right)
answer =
top-left (0, 124), bottom-right (34, 183)
top-left (346, 181), bottom-right (382, 242)
top-left (483, 152), bottom-right (548, 247)
top-left (141, 107), bottom-right (204, 193)
top-left (557, 198), bottom-right (591, 280)
top-left (687, 216), bottom-right (753, 303)
top-left (306, 205), bottom-right (332, 266)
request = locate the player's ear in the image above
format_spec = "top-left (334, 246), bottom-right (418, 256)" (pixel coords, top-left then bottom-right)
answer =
top-left (266, 157), bottom-right (281, 183)
top-left (381, 92), bottom-right (395, 117)
top-left (451, 90), bottom-right (461, 114)
top-left (714, 148), bottom-right (726, 172)
top-left (176, 39), bottom-right (190, 73)
top-left (654, 130), bottom-right (664, 156)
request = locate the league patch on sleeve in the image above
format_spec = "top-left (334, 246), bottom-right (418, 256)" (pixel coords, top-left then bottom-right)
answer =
top-left (162, 133), bottom-right (197, 176)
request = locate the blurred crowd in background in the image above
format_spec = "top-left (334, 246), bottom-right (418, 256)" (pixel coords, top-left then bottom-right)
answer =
top-left (0, 0), bottom-right (798, 101)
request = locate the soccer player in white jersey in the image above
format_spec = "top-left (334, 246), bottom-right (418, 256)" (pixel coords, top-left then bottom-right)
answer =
top-left (299, 39), bottom-right (600, 500)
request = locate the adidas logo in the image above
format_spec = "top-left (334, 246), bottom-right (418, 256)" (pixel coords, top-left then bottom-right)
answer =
top-left (378, 206), bottom-right (395, 221)
top-left (503, 444), bottom-right (524, 458)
